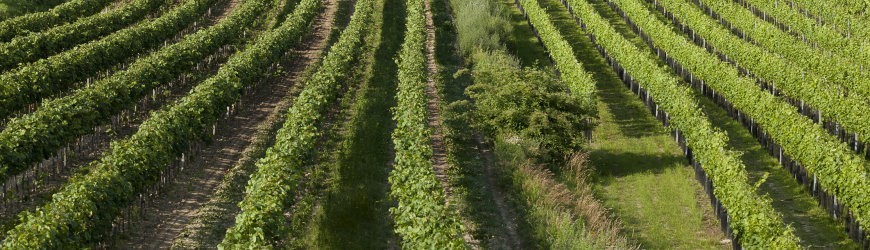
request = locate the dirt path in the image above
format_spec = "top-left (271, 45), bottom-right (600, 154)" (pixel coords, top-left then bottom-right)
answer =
top-left (423, 0), bottom-right (524, 248)
top-left (421, 0), bottom-right (478, 247)
top-left (211, 0), bottom-right (238, 20)
top-left (423, 0), bottom-right (450, 198)
top-left (115, 0), bottom-right (339, 248)
top-left (476, 135), bottom-right (526, 249)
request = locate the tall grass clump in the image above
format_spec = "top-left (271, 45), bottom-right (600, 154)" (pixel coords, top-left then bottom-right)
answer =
top-left (452, 0), bottom-right (512, 54)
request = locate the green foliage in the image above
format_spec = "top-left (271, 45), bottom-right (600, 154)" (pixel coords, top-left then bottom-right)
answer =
top-left (0, 0), bottom-right (215, 120)
top-left (467, 51), bottom-right (591, 164)
top-left (563, 0), bottom-right (801, 247)
top-left (516, 0), bottom-right (596, 112)
top-left (784, 0), bottom-right (870, 40)
top-left (427, 0), bottom-right (527, 246)
top-left (0, 0), bottom-right (115, 41)
top-left (740, 0), bottom-right (870, 68)
top-left (0, 0), bottom-right (240, 183)
top-left (387, 0), bottom-right (465, 248)
top-left (0, 0), bottom-right (66, 19)
top-left (445, 0), bottom-right (599, 247)
top-left (299, 0), bottom-right (401, 247)
top-left (220, 0), bottom-right (371, 247)
top-left (0, 0), bottom-right (324, 246)
top-left (0, 0), bottom-right (167, 71)
top-left (686, 0), bottom-right (870, 104)
top-left (653, 0), bottom-right (870, 153)
top-left (613, 0), bottom-right (870, 239)
top-left (447, 0), bottom-right (595, 165)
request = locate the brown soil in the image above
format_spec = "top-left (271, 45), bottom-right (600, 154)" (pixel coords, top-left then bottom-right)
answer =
top-left (476, 135), bottom-right (525, 249)
top-left (423, 0), bottom-right (451, 199)
top-left (114, 0), bottom-right (339, 248)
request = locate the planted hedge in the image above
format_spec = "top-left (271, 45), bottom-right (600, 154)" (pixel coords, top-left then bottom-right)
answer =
top-left (0, 0), bottom-right (167, 71)
top-left (737, 0), bottom-right (869, 65)
top-left (220, 0), bottom-right (373, 246)
top-left (782, 0), bottom-right (870, 41)
top-left (0, 0), bottom-right (322, 247)
top-left (0, 0), bottom-right (116, 41)
top-left (561, 0), bottom-right (801, 247)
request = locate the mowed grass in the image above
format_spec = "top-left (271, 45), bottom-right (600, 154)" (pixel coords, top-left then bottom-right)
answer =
top-left (535, 0), bottom-right (728, 248)
top-left (586, 56), bottom-right (725, 249)
top-left (0, 0), bottom-right (66, 19)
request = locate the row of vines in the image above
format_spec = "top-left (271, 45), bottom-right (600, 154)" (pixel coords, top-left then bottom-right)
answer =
top-left (610, 0), bottom-right (870, 244)
top-left (784, 0), bottom-right (870, 41)
top-left (388, 0), bottom-right (465, 247)
top-left (0, 0), bottom-right (116, 41)
top-left (220, 0), bottom-right (373, 246)
top-left (0, 0), bottom-right (324, 246)
top-left (686, 0), bottom-right (870, 103)
top-left (0, 0), bottom-right (167, 71)
top-left (516, 0), bottom-right (596, 111)
top-left (649, 0), bottom-right (870, 155)
top-left (0, 0), bottom-right (256, 183)
top-left (0, 0), bottom-right (220, 119)
top-left (558, 0), bottom-right (801, 246)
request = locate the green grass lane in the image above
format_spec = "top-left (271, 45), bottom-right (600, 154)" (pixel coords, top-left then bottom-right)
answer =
top-left (301, 0), bottom-right (403, 247)
top-left (538, 0), bottom-right (727, 248)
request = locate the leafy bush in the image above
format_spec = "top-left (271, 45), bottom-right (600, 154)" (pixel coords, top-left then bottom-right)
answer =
top-left (466, 51), bottom-right (593, 164)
